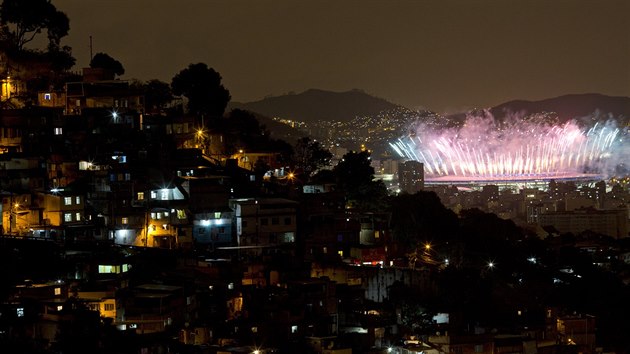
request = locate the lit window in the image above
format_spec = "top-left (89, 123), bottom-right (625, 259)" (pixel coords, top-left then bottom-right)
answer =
top-left (54, 127), bottom-right (63, 135)
top-left (137, 192), bottom-right (144, 200)
top-left (75, 212), bottom-right (81, 221)
top-left (177, 209), bottom-right (186, 219)
top-left (64, 197), bottom-right (72, 205)
top-left (291, 325), bottom-right (298, 334)
top-left (150, 191), bottom-right (157, 199)
top-left (57, 305), bottom-right (63, 311)
top-left (16, 308), bottom-right (24, 317)
top-left (44, 93), bottom-right (51, 100)
top-left (228, 282), bottom-right (234, 290)
top-left (121, 217), bottom-right (128, 225)
top-left (104, 303), bottom-right (115, 311)
top-left (160, 189), bottom-right (168, 200)
top-left (54, 287), bottom-right (61, 296)
top-left (75, 196), bottom-right (80, 204)
top-left (214, 212), bottom-right (221, 219)
top-left (150, 212), bottom-right (156, 219)
top-left (64, 213), bottom-right (72, 222)
top-left (251, 327), bottom-right (258, 333)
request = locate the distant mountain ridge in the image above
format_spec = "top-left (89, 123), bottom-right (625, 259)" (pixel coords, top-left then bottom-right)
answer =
top-left (229, 88), bottom-right (402, 124)
top-left (487, 93), bottom-right (630, 123)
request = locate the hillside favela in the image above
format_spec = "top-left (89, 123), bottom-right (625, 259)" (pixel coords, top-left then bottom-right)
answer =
top-left (1, 1), bottom-right (630, 354)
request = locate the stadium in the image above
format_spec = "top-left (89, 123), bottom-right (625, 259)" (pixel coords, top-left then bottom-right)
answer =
top-left (390, 114), bottom-right (626, 189)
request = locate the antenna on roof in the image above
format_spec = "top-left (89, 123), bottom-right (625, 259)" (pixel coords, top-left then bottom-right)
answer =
top-left (89, 35), bottom-right (93, 62)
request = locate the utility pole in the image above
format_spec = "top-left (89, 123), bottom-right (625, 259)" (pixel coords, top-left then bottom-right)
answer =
top-left (89, 36), bottom-right (93, 61)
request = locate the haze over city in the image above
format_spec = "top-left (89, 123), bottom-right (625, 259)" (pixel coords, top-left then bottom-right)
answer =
top-left (2, 0), bottom-right (630, 353)
top-left (53, 0), bottom-right (630, 113)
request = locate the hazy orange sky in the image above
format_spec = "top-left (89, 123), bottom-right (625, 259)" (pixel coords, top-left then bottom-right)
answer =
top-left (52, 0), bottom-right (630, 113)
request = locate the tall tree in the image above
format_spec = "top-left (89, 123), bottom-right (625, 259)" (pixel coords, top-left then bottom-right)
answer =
top-left (0, 0), bottom-right (69, 51)
top-left (171, 63), bottom-right (231, 121)
top-left (293, 137), bottom-right (332, 179)
top-left (90, 52), bottom-right (125, 77)
top-left (333, 150), bottom-right (388, 210)
top-left (142, 79), bottom-right (173, 112)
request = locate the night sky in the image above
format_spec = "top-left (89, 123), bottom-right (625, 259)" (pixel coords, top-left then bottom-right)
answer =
top-left (52, 0), bottom-right (629, 113)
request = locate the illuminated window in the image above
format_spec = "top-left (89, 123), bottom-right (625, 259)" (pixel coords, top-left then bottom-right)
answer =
top-left (54, 287), bottom-right (61, 296)
top-left (137, 192), bottom-right (144, 200)
top-left (44, 93), bottom-right (51, 100)
top-left (75, 196), bottom-right (81, 204)
top-left (214, 212), bottom-right (221, 219)
top-left (16, 308), bottom-right (24, 317)
top-left (251, 327), bottom-right (258, 333)
top-left (57, 305), bottom-right (63, 311)
top-left (177, 209), bottom-right (186, 219)
top-left (104, 303), bottom-right (115, 311)
top-left (54, 127), bottom-right (63, 135)
top-left (150, 191), bottom-right (157, 199)
top-left (150, 212), bottom-right (156, 219)
top-left (75, 212), bottom-right (81, 221)
top-left (64, 213), bottom-right (72, 222)
top-left (291, 325), bottom-right (298, 333)
top-left (160, 189), bottom-right (168, 200)
top-left (98, 265), bottom-right (121, 274)
top-left (64, 197), bottom-right (72, 205)
top-left (121, 217), bottom-right (128, 225)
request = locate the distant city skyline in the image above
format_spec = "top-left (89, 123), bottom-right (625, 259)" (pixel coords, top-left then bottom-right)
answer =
top-left (52, 0), bottom-right (629, 113)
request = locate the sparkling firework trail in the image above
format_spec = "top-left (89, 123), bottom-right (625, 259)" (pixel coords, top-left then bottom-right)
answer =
top-left (390, 115), bottom-right (626, 179)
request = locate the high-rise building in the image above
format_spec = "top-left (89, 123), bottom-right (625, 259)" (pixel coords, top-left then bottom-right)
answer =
top-left (398, 161), bottom-right (424, 193)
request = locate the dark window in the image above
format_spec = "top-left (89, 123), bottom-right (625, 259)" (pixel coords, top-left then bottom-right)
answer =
top-left (271, 217), bottom-right (279, 225)
top-left (284, 217), bottom-right (291, 225)
top-left (261, 218), bottom-right (268, 226)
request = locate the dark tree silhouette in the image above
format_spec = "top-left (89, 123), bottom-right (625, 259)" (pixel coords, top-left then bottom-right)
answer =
top-left (389, 191), bottom-right (459, 248)
top-left (171, 63), bottom-right (231, 121)
top-left (0, 0), bottom-right (69, 51)
top-left (333, 150), bottom-right (388, 210)
top-left (293, 137), bottom-right (332, 180)
top-left (142, 79), bottom-right (173, 112)
top-left (90, 52), bottom-right (125, 76)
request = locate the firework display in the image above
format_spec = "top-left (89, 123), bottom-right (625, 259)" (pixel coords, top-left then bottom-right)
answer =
top-left (391, 114), bottom-right (627, 182)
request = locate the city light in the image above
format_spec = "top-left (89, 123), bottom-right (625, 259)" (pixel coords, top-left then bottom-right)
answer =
top-left (391, 114), bottom-right (627, 182)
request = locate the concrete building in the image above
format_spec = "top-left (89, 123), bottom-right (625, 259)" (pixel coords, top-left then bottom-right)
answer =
top-left (538, 208), bottom-right (628, 238)
top-left (230, 198), bottom-right (298, 248)
top-left (398, 161), bottom-right (424, 194)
